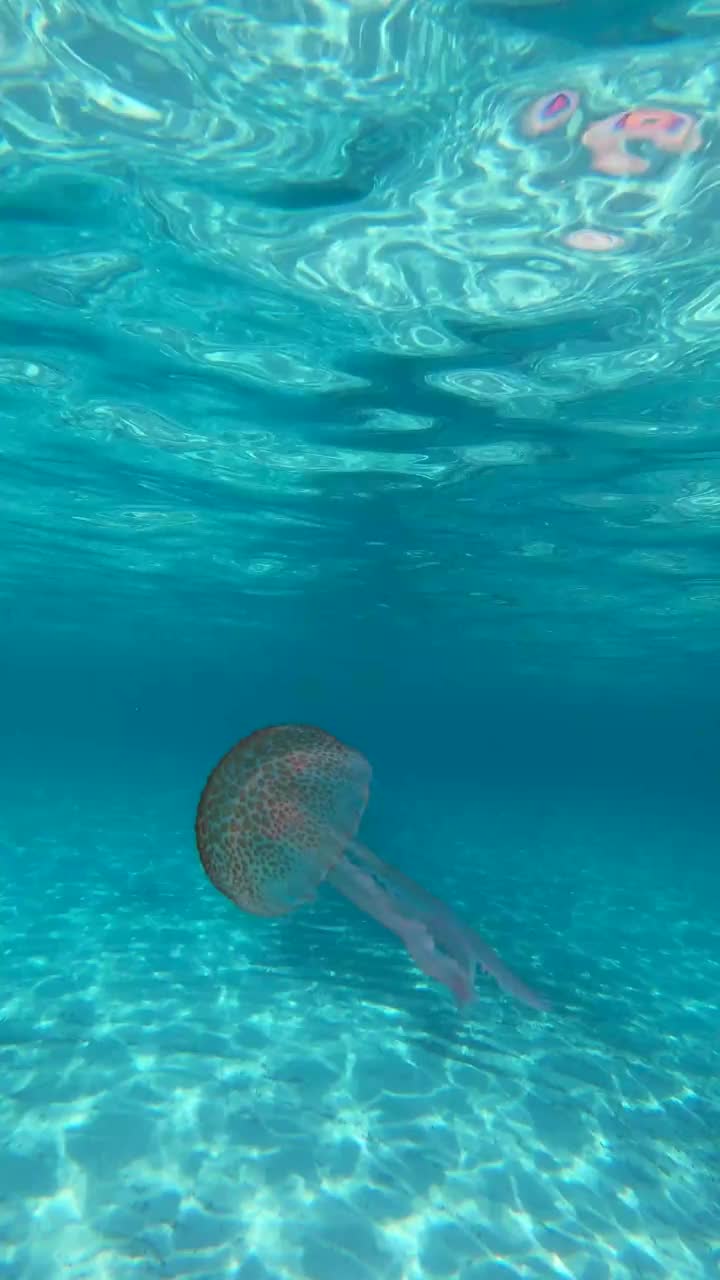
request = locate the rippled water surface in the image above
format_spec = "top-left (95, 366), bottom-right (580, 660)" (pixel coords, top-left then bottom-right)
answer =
top-left (3, 0), bottom-right (720, 689)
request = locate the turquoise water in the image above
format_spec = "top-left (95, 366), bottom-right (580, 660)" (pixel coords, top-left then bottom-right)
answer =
top-left (2, 1), bottom-right (720, 1277)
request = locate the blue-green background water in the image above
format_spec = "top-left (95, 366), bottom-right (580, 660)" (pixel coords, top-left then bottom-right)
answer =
top-left (1, 1), bottom-right (719, 1277)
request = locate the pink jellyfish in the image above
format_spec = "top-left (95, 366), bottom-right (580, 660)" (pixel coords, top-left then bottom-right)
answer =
top-left (195, 724), bottom-right (550, 1012)
top-left (582, 108), bottom-right (701, 176)
top-left (564, 229), bottom-right (625, 252)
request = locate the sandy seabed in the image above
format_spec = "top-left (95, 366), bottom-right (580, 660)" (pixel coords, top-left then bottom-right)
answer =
top-left (0, 776), bottom-right (717, 1280)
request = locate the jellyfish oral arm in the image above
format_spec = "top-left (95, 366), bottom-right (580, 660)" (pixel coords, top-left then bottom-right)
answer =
top-left (329, 841), bottom-right (550, 1012)
top-left (327, 853), bottom-right (475, 1006)
top-left (350, 842), bottom-right (549, 1011)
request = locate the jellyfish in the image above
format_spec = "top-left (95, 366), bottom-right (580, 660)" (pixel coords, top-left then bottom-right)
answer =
top-left (195, 723), bottom-right (550, 1012)
top-left (581, 108), bottom-right (701, 176)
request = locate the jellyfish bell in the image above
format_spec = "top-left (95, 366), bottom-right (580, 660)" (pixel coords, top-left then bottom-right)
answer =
top-left (195, 723), bottom-right (551, 1013)
top-left (195, 724), bottom-right (369, 917)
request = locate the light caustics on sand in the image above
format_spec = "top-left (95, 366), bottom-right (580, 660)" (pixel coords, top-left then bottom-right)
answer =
top-left (195, 724), bottom-right (550, 1012)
